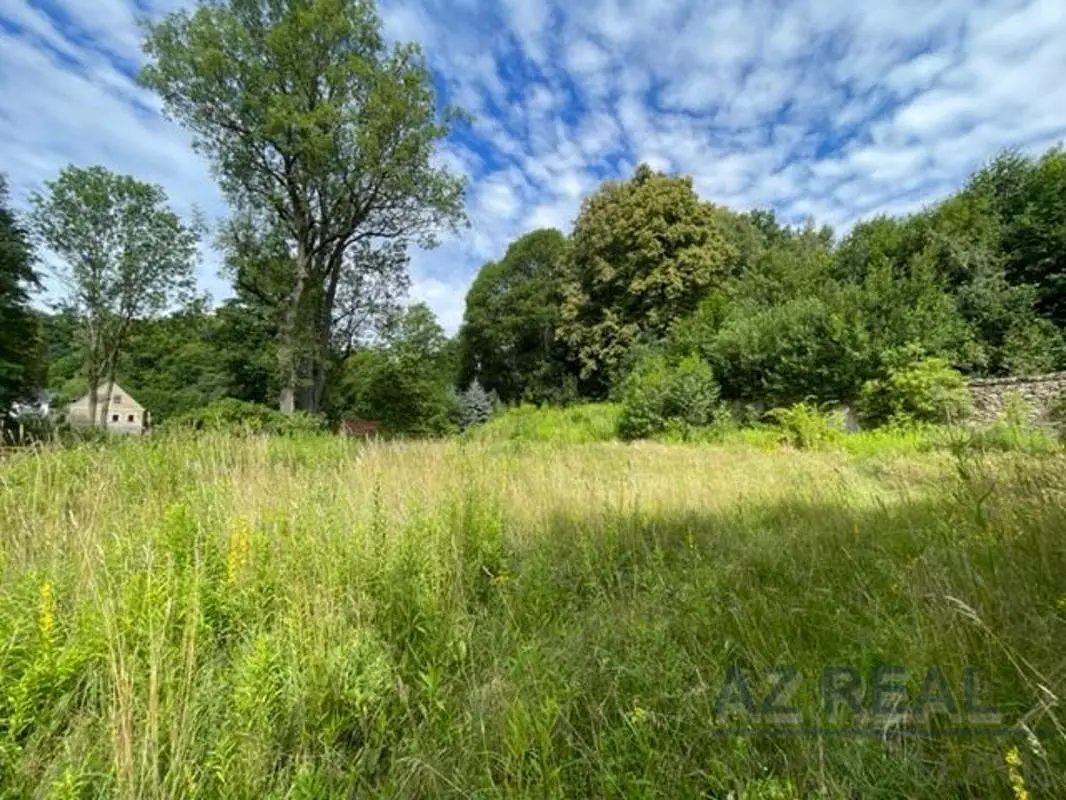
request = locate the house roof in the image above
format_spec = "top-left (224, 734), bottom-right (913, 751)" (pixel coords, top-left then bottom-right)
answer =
top-left (70, 382), bottom-right (145, 412)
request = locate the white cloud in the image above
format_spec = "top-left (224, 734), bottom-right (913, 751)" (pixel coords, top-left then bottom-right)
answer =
top-left (0, 8), bottom-right (227, 300)
top-left (3, 0), bottom-right (1066, 333)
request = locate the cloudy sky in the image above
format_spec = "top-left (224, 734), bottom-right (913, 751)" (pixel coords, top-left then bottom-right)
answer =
top-left (3, 0), bottom-right (1065, 332)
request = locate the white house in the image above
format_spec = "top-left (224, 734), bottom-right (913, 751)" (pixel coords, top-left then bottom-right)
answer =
top-left (67, 383), bottom-right (148, 434)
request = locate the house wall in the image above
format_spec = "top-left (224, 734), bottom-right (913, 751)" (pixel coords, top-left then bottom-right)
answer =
top-left (67, 391), bottom-right (145, 434)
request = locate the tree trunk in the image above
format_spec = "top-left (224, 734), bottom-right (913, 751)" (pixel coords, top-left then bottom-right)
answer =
top-left (99, 375), bottom-right (116, 433)
top-left (96, 347), bottom-right (120, 431)
top-left (87, 374), bottom-right (99, 427)
top-left (308, 248), bottom-right (346, 414)
top-left (309, 291), bottom-right (334, 413)
top-left (85, 346), bottom-right (100, 427)
top-left (279, 243), bottom-right (312, 413)
top-left (279, 382), bottom-right (296, 414)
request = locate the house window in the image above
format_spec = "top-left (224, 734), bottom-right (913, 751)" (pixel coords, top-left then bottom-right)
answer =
top-left (127, 415), bottom-right (135, 423)
top-left (113, 394), bottom-right (122, 405)
top-left (111, 414), bottom-right (119, 422)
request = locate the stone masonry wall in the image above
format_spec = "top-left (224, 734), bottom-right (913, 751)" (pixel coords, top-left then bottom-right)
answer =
top-left (967, 372), bottom-right (1066, 426)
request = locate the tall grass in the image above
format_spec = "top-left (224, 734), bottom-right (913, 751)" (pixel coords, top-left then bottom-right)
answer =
top-left (1, 434), bottom-right (1064, 797)
top-left (472, 403), bottom-right (620, 444)
top-left (478, 402), bottom-right (1064, 459)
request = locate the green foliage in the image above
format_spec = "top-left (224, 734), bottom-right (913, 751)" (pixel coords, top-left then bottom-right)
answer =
top-left (967, 147), bottom-right (1066, 328)
top-left (1001, 390), bottom-right (1034, 429)
top-left (857, 249), bottom-right (982, 372)
top-left (858, 356), bottom-right (973, 427)
top-left (458, 229), bottom-right (572, 404)
top-left (617, 354), bottom-right (722, 440)
top-left (109, 298), bottom-right (285, 422)
top-left (679, 210), bottom-right (992, 409)
top-left (29, 165), bottom-right (202, 425)
top-left (140, 0), bottom-right (466, 412)
top-left (0, 176), bottom-right (41, 415)
top-left (942, 230), bottom-right (1063, 375)
top-left (559, 164), bottom-right (736, 393)
top-left (457, 380), bottom-right (497, 431)
top-left (764, 402), bottom-right (845, 450)
top-left (36, 311), bottom-right (81, 403)
top-left (117, 306), bottom-right (230, 421)
top-left (163, 399), bottom-right (325, 436)
top-left (335, 304), bottom-right (458, 436)
top-left (708, 292), bottom-right (869, 407)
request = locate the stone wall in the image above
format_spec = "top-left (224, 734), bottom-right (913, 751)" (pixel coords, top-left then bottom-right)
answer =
top-left (967, 372), bottom-right (1066, 426)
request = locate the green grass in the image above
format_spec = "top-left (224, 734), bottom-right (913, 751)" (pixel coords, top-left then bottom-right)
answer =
top-left (473, 403), bottom-right (621, 443)
top-left (478, 402), bottom-right (1064, 460)
top-left (1, 433), bottom-right (1065, 798)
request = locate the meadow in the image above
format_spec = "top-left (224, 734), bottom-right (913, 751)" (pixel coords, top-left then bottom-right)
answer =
top-left (1, 427), bottom-right (1065, 798)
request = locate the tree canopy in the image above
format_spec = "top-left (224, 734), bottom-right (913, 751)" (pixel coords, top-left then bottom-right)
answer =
top-left (30, 165), bottom-right (201, 425)
top-left (0, 175), bottom-right (40, 415)
top-left (19, 24), bottom-right (1066, 443)
top-left (558, 163), bottom-right (736, 393)
top-left (141, 0), bottom-right (466, 413)
top-left (457, 228), bottom-right (572, 405)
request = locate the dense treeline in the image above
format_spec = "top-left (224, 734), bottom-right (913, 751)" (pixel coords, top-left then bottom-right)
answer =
top-left (7, 144), bottom-right (1066, 436)
top-left (460, 147), bottom-right (1066, 422)
top-left (0, 0), bottom-right (1064, 438)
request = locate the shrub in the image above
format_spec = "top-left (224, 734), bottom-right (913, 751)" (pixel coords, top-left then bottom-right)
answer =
top-left (0, 416), bottom-right (56, 446)
top-left (707, 293), bottom-right (870, 407)
top-left (764, 402), bottom-right (845, 450)
top-left (617, 354), bottom-right (722, 440)
top-left (858, 357), bottom-right (972, 427)
top-left (162, 399), bottom-right (326, 436)
top-left (1000, 391), bottom-right (1033, 429)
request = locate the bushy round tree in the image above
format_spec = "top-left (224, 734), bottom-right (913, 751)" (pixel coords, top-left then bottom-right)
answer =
top-left (559, 164), bottom-right (736, 394)
top-left (617, 354), bottom-right (722, 440)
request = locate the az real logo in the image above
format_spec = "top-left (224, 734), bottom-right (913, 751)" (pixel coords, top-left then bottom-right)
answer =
top-left (712, 664), bottom-right (1004, 734)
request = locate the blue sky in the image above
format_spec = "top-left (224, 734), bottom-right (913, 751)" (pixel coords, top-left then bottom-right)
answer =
top-left (3, 0), bottom-right (1066, 333)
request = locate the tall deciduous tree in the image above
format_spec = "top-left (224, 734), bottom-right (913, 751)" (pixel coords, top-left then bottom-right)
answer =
top-left (141, 0), bottom-right (466, 413)
top-left (30, 165), bottom-right (201, 426)
top-left (558, 163), bottom-right (736, 394)
top-left (458, 228), bottom-right (572, 404)
top-left (0, 175), bottom-right (41, 415)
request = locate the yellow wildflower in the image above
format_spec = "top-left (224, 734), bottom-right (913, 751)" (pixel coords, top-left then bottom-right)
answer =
top-left (38, 580), bottom-right (55, 646)
top-left (1004, 747), bottom-right (1030, 800)
top-left (627, 703), bottom-right (649, 725)
top-left (226, 517), bottom-right (253, 584)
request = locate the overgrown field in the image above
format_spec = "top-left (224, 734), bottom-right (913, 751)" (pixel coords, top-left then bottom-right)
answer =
top-left (1, 435), bottom-right (1065, 798)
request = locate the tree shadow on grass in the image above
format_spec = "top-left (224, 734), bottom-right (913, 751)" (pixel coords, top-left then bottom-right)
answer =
top-left (449, 484), bottom-right (1066, 799)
